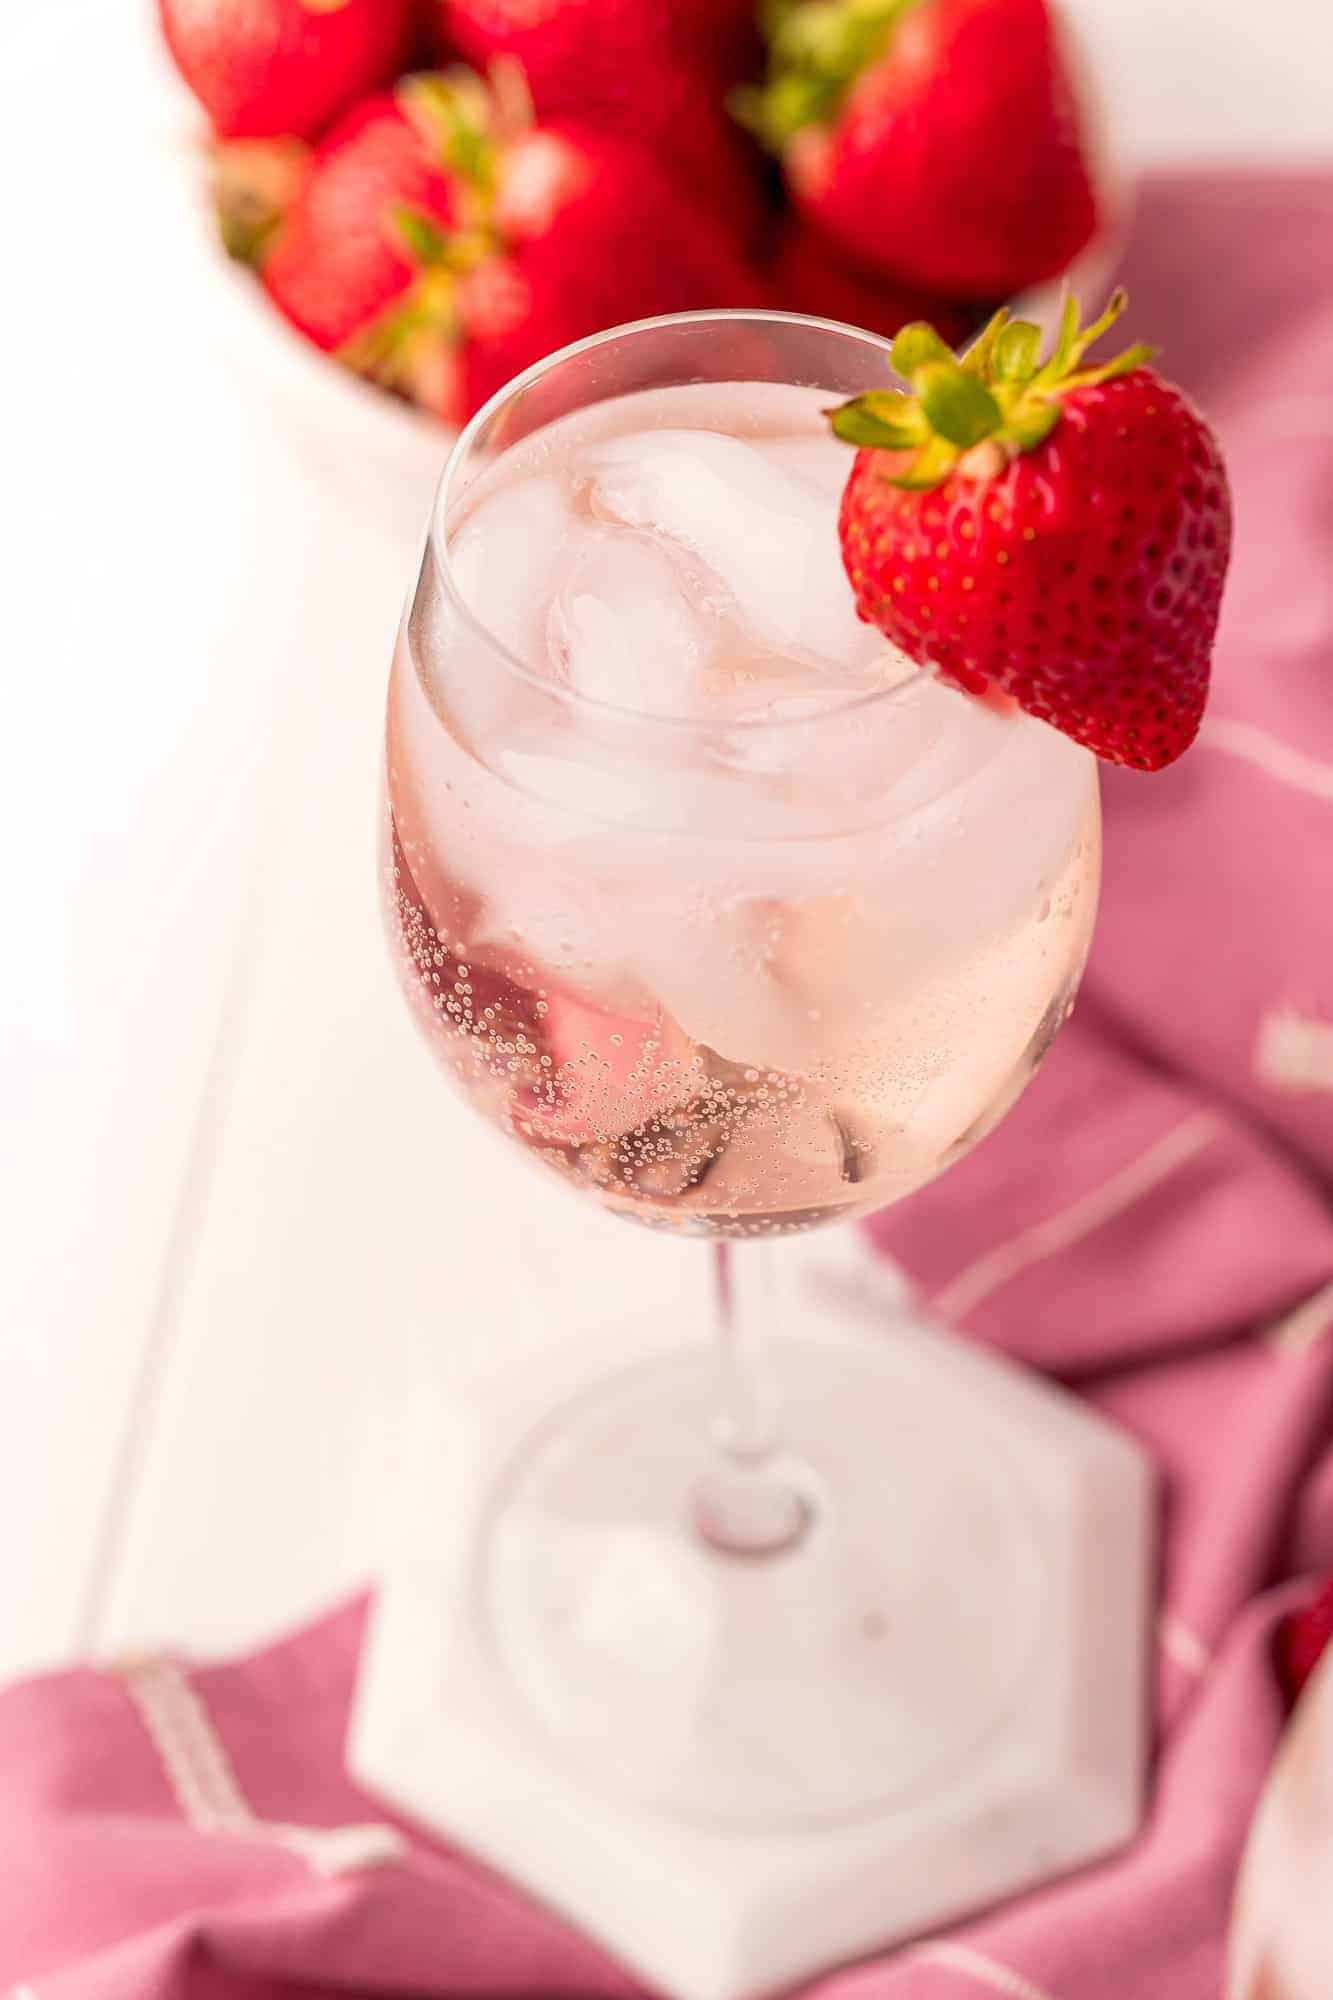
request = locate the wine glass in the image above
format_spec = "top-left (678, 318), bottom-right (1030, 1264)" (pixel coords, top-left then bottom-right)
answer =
top-left (381, 310), bottom-right (1100, 1825)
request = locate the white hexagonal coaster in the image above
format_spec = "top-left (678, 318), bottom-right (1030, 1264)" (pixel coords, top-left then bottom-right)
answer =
top-left (349, 1314), bottom-right (1153, 2000)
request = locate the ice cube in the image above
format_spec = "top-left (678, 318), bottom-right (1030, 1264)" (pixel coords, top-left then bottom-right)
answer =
top-left (587, 429), bottom-right (881, 672)
top-left (498, 740), bottom-right (660, 826)
top-left (625, 891), bottom-right (826, 1078)
top-left (446, 474), bottom-right (572, 668)
top-left (549, 524), bottom-right (713, 713)
top-left (468, 838), bottom-right (636, 1005)
top-left (719, 692), bottom-right (851, 777)
top-left (762, 434), bottom-right (854, 500)
top-left (494, 725), bottom-right (709, 839)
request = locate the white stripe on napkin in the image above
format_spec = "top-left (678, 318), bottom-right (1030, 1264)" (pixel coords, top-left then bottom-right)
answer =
top-left (931, 1112), bottom-right (1221, 1322)
top-left (1160, 1610), bottom-right (1213, 1678)
top-left (1200, 718), bottom-right (1333, 804)
top-left (915, 1941), bottom-right (1060, 2000)
top-left (114, 1653), bottom-right (404, 1876)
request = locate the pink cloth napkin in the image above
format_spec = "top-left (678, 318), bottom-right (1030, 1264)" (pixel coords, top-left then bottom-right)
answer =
top-left (4, 171), bottom-right (1333, 2000)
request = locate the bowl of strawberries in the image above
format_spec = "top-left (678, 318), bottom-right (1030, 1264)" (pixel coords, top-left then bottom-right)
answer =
top-left (163, 0), bottom-right (1122, 539)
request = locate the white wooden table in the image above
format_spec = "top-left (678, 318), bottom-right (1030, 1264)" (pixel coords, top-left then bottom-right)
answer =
top-left (2, 0), bottom-right (1328, 1684)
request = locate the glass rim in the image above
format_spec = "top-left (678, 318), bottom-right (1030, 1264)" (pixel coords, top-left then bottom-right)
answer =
top-left (426, 308), bottom-right (928, 736)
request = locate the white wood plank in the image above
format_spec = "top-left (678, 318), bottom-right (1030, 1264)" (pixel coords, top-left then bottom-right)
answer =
top-left (0, 5), bottom-right (331, 1675)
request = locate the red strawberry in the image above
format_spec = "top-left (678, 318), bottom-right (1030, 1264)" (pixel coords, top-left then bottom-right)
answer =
top-left (159, 0), bottom-right (414, 141)
top-left (432, 0), bottom-right (761, 96)
top-left (771, 220), bottom-right (969, 349)
top-left (429, 0), bottom-right (769, 247)
top-left (1279, 1577), bottom-right (1333, 1705)
top-left (828, 293), bottom-right (1232, 772)
top-left (259, 88), bottom-right (467, 399)
top-left (741, 0), bottom-right (1098, 299)
top-left (460, 115), bottom-right (767, 410)
top-left (260, 69), bottom-right (761, 424)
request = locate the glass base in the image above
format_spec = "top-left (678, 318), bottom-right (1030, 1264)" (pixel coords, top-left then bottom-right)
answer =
top-left (351, 1313), bottom-right (1152, 1998)
top-left (483, 1341), bottom-right (1050, 1828)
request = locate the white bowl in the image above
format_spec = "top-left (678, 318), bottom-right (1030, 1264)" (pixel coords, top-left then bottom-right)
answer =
top-left (202, 210), bottom-right (454, 562)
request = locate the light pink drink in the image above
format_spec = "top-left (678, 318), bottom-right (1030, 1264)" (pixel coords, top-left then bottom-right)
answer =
top-left (385, 381), bottom-right (1099, 1236)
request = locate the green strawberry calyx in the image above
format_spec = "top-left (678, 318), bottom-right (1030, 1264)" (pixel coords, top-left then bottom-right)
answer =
top-left (338, 263), bottom-right (461, 405)
top-left (829, 290), bottom-right (1156, 490)
top-left (733, 0), bottom-right (918, 148)
top-left (340, 61), bottom-right (534, 403)
top-left (397, 67), bottom-right (516, 217)
top-left (211, 138), bottom-right (310, 266)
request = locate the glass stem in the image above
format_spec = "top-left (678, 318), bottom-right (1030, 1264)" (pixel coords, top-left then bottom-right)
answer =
top-left (692, 1241), bottom-right (810, 1559)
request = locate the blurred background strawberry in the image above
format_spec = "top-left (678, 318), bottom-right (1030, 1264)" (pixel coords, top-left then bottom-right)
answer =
top-left (158, 0), bottom-right (1112, 425)
top-left (740, 0), bottom-right (1099, 297)
top-left (1279, 1577), bottom-right (1333, 1708)
top-left (431, 0), bottom-right (763, 94)
top-left (159, 0), bottom-right (417, 139)
top-left (258, 67), bottom-right (761, 424)
top-left (428, 0), bottom-right (770, 249)
top-left (770, 219), bottom-right (969, 344)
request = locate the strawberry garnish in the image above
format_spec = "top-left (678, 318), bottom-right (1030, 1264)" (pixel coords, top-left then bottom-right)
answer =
top-left (160, 0), bottom-right (415, 142)
top-left (1279, 1577), bottom-right (1333, 1706)
top-left (739, 0), bottom-right (1099, 300)
top-left (828, 292), bottom-right (1232, 772)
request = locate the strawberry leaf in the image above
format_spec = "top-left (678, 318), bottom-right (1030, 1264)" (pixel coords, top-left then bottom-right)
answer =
top-left (1068, 286), bottom-right (1128, 362)
top-left (398, 70), bottom-right (498, 196)
top-left (392, 204), bottom-right (450, 265)
top-left (959, 307), bottom-right (1009, 378)
top-left (829, 394), bottom-right (927, 449)
top-left (211, 138), bottom-right (308, 267)
top-left (891, 321), bottom-right (955, 377)
top-left (730, 72), bottom-right (830, 143)
top-left (1004, 400), bottom-right (1062, 451)
top-left (338, 266), bottom-right (458, 396)
top-left (1061, 342), bottom-right (1157, 391)
top-left (994, 321), bottom-right (1042, 381)
top-left (889, 432), bottom-right (960, 489)
top-left (829, 293), bottom-right (1162, 490)
top-left (915, 361), bottom-right (1001, 448)
top-left (1039, 291), bottom-right (1083, 384)
top-left (1032, 290), bottom-right (1131, 392)
top-left (739, 0), bottom-right (918, 148)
